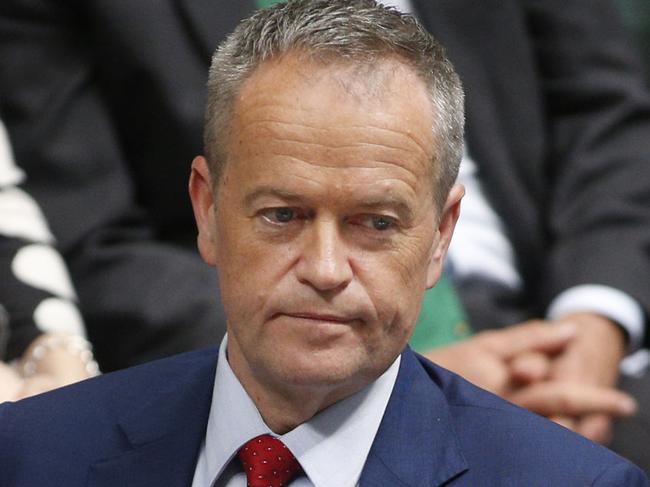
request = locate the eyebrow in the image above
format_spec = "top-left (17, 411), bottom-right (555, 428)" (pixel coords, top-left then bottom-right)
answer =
top-left (244, 186), bottom-right (416, 222)
top-left (243, 187), bottom-right (305, 207)
top-left (351, 195), bottom-right (415, 220)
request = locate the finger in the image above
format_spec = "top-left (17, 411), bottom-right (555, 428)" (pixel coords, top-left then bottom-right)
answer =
top-left (508, 381), bottom-right (637, 418)
top-left (546, 319), bottom-right (623, 387)
top-left (509, 352), bottom-right (551, 384)
top-left (576, 414), bottom-right (612, 445)
top-left (549, 415), bottom-right (577, 432)
top-left (478, 321), bottom-right (576, 359)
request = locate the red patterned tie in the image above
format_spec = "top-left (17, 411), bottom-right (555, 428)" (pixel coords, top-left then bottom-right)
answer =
top-left (238, 434), bottom-right (303, 487)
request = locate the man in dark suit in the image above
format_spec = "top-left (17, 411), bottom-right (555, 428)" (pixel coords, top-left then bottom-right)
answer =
top-left (0, 0), bottom-right (647, 369)
top-left (2, 0), bottom-right (650, 461)
top-left (1, 3), bottom-right (647, 484)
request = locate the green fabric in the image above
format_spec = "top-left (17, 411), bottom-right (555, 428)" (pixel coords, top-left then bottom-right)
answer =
top-left (255, 0), bottom-right (285, 9)
top-left (615, 0), bottom-right (650, 79)
top-left (409, 274), bottom-right (471, 353)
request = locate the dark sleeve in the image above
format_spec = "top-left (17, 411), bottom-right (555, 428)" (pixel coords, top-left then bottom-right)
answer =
top-left (1, 119), bottom-right (86, 361)
top-left (525, 0), bottom-right (650, 335)
top-left (0, 235), bottom-right (47, 361)
top-left (0, 179), bottom-right (89, 361)
top-left (0, 2), bottom-right (226, 371)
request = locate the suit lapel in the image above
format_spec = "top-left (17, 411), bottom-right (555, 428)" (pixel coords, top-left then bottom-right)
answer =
top-left (86, 350), bottom-right (218, 487)
top-left (174, 0), bottom-right (258, 60)
top-left (84, 347), bottom-right (465, 486)
top-left (359, 349), bottom-right (468, 487)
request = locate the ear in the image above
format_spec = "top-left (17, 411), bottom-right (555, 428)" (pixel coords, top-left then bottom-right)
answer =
top-left (189, 156), bottom-right (219, 267)
top-left (426, 183), bottom-right (464, 288)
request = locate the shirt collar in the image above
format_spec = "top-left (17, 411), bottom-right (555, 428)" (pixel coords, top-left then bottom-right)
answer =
top-left (201, 334), bottom-right (400, 487)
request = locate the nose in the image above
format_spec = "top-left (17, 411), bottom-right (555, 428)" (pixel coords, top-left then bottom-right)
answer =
top-left (295, 218), bottom-right (353, 292)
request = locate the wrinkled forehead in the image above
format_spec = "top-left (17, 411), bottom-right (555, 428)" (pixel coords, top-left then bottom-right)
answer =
top-left (229, 52), bottom-right (436, 163)
top-left (217, 53), bottom-right (437, 207)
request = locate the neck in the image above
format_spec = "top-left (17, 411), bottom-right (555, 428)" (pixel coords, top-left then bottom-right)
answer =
top-left (246, 383), bottom-right (356, 434)
top-left (227, 341), bottom-right (367, 434)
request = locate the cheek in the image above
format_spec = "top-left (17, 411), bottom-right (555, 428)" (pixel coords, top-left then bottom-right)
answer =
top-left (216, 224), bottom-right (300, 314)
top-left (383, 232), bottom-right (434, 290)
top-left (214, 219), bottom-right (261, 318)
top-left (353, 230), bottom-right (433, 335)
top-left (354, 246), bottom-right (428, 319)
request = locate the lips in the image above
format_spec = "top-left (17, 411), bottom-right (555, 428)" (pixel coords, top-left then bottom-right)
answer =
top-left (275, 312), bottom-right (358, 325)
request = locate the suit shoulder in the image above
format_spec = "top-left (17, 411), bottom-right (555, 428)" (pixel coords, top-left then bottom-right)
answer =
top-left (414, 354), bottom-right (648, 484)
top-left (2, 347), bottom-right (217, 419)
top-left (0, 348), bottom-right (217, 480)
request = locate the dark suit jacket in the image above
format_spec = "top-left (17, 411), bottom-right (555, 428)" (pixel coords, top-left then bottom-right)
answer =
top-left (0, 347), bottom-right (646, 486)
top-left (1, 0), bottom-right (650, 368)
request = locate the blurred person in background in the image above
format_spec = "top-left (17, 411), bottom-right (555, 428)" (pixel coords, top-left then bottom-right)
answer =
top-left (0, 119), bottom-right (99, 402)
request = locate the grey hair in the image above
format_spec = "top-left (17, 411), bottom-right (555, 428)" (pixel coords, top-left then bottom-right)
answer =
top-left (205, 0), bottom-right (464, 209)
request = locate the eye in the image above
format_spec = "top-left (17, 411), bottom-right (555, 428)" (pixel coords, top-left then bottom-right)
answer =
top-left (370, 216), bottom-right (395, 231)
top-left (260, 207), bottom-right (298, 224)
top-left (350, 214), bottom-right (398, 232)
top-left (273, 207), bottom-right (295, 223)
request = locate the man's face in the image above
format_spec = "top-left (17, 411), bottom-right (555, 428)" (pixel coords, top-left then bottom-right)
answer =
top-left (191, 54), bottom-right (461, 399)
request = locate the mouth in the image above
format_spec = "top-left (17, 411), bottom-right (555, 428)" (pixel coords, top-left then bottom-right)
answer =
top-left (276, 312), bottom-right (358, 325)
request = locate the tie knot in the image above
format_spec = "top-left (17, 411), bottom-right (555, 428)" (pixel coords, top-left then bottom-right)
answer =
top-left (238, 434), bottom-right (302, 487)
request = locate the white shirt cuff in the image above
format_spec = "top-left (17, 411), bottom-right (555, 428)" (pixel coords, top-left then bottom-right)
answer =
top-left (546, 284), bottom-right (644, 352)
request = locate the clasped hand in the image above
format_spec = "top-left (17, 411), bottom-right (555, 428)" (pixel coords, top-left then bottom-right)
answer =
top-left (427, 314), bottom-right (636, 444)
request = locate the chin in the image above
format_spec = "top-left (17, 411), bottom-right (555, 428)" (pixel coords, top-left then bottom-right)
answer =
top-left (271, 348), bottom-right (378, 390)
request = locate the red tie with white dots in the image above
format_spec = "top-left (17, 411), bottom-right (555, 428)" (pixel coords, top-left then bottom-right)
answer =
top-left (238, 435), bottom-right (303, 487)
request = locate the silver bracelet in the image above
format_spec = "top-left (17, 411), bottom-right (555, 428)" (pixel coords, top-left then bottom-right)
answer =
top-left (20, 334), bottom-right (101, 378)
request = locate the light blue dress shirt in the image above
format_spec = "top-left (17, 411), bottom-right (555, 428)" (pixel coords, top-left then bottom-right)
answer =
top-left (191, 336), bottom-right (401, 487)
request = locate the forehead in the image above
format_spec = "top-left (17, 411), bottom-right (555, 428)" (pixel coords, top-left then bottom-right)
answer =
top-left (221, 54), bottom-right (436, 203)
top-left (235, 55), bottom-right (433, 152)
